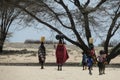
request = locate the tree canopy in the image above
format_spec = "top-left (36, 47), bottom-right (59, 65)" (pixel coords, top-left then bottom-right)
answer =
top-left (1, 0), bottom-right (120, 63)
top-left (0, 0), bottom-right (22, 52)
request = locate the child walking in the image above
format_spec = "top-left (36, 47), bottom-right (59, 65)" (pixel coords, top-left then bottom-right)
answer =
top-left (82, 52), bottom-right (87, 70)
top-left (87, 55), bottom-right (93, 75)
top-left (97, 50), bottom-right (107, 75)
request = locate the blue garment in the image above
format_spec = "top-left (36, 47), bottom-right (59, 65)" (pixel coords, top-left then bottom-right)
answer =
top-left (87, 57), bottom-right (93, 67)
top-left (82, 54), bottom-right (87, 63)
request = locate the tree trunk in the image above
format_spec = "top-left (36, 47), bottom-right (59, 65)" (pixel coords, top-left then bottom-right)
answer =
top-left (0, 40), bottom-right (4, 53)
top-left (0, 44), bottom-right (3, 53)
top-left (106, 43), bottom-right (120, 63)
top-left (0, 34), bottom-right (6, 53)
top-left (83, 13), bottom-right (91, 47)
top-left (107, 48), bottom-right (120, 63)
top-left (104, 38), bottom-right (110, 55)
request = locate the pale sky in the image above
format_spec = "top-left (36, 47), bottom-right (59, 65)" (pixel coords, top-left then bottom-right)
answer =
top-left (8, 0), bottom-right (119, 46)
top-left (9, 22), bottom-right (120, 46)
top-left (9, 24), bottom-right (56, 43)
top-left (9, 23), bottom-right (102, 46)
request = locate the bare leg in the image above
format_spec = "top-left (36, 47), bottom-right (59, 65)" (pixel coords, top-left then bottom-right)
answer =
top-left (58, 65), bottom-right (60, 71)
top-left (102, 64), bottom-right (105, 74)
top-left (88, 66), bottom-right (92, 75)
top-left (60, 65), bottom-right (62, 71)
top-left (99, 67), bottom-right (102, 75)
top-left (83, 65), bottom-right (85, 70)
top-left (41, 61), bottom-right (44, 69)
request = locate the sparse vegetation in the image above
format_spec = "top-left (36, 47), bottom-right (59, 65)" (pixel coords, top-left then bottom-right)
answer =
top-left (24, 39), bottom-right (58, 44)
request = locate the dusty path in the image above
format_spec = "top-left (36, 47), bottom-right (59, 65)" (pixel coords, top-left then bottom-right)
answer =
top-left (0, 66), bottom-right (120, 80)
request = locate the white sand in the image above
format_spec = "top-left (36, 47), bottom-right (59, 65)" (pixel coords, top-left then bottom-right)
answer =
top-left (0, 66), bottom-right (120, 80)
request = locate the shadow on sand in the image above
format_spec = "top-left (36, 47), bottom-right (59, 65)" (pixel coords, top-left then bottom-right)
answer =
top-left (0, 62), bottom-right (120, 68)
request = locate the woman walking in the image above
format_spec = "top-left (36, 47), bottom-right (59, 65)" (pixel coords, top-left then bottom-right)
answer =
top-left (55, 34), bottom-right (69, 71)
top-left (38, 37), bottom-right (46, 69)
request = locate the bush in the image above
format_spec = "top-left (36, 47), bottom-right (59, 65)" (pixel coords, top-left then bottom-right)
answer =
top-left (24, 39), bottom-right (40, 44)
top-left (24, 39), bottom-right (58, 44)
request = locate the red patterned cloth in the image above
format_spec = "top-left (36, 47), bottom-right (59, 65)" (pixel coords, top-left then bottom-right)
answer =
top-left (90, 49), bottom-right (95, 56)
top-left (55, 44), bottom-right (69, 64)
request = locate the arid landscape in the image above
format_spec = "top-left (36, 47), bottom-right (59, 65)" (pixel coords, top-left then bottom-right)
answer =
top-left (0, 43), bottom-right (120, 80)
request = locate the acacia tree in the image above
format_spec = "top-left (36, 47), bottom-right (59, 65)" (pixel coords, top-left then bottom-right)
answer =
top-left (103, 1), bottom-right (120, 62)
top-left (6, 0), bottom-right (120, 63)
top-left (0, 0), bottom-right (49, 53)
top-left (0, 0), bottom-right (21, 53)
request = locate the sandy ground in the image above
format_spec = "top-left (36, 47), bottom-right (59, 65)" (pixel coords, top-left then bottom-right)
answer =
top-left (0, 66), bottom-right (120, 80)
top-left (0, 43), bottom-right (120, 80)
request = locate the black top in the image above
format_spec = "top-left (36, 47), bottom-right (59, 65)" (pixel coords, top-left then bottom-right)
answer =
top-left (38, 43), bottom-right (46, 56)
